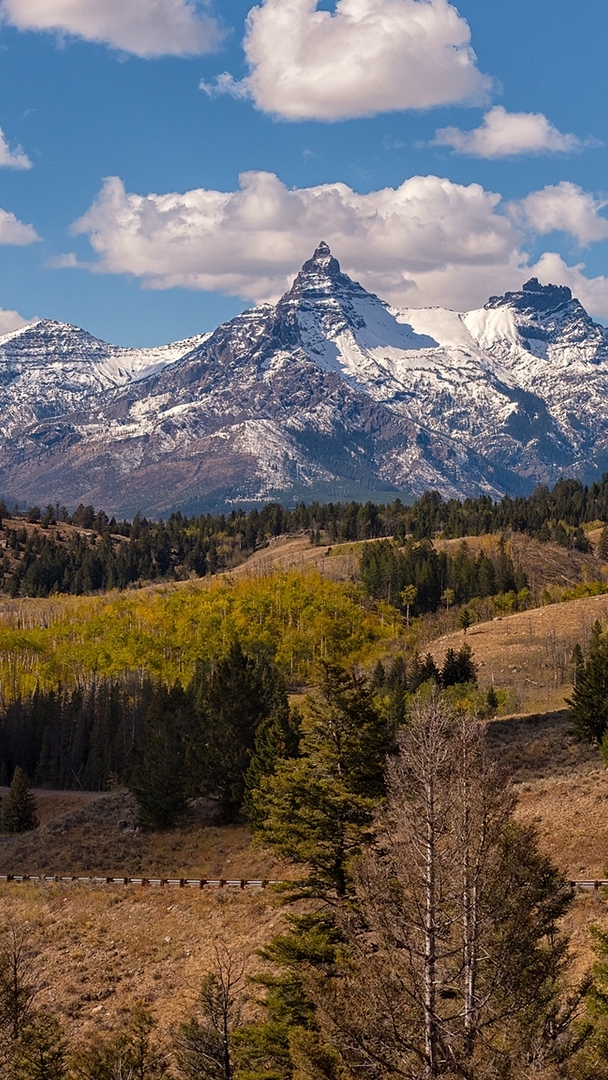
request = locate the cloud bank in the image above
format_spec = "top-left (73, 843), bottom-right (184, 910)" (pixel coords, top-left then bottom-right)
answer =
top-left (511, 182), bottom-right (608, 246)
top-left (203, 0), bottom-right (489, 120)
top-left (0, 0), bottom-right (221, 57)
top-left (0, 126), bottom-right (32, 170)
top-left (0, 306), bottom-right (30, 335)
top-left (70, 171), bottom-right (608, 318)
top-left (433, 106), bottom-right (584, 158)
top-left (0, 207), bottom-right (39, 245)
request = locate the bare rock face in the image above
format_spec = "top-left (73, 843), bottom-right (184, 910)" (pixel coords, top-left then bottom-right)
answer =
top-left (2, 245), bottom-right (608, 516)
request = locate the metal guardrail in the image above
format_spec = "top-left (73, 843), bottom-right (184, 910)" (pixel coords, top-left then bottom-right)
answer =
top-left (0, 874), bottom-right (605, 892)
top-left (0, 874), bottom-right (279, 889)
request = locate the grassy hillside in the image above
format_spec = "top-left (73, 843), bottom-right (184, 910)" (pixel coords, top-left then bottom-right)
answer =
top-left (0, 876), bottom-right (279, 1042)
top-left (1, 522), bottom-right (608, 1052)
top-left (0, 789), bottom-right (289, 881)
top-left (0, 699), bottom-right (607, 1044)
top-left (428, 591), bottom-right (608, 713)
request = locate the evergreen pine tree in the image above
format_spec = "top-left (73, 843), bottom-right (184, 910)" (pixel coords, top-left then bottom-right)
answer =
top-left (440, 647), bottom-right (461, 688)
top-left (242, 706), bottom-right (301, 829)
top-left (418, 652), bottom-right (440, 685)
top-left (252, 662), bottom-right (395, 899)
top-left (486, 685), bottom-right (499, 712)
top-left (187, 642), bottom-right (288, 823)
top-left (599, 525), bottom-right (608, 561)
top-left (370, 660), bottom-right (386, 689)
top-left (13, 1011), bottom-right (68, 1080)
top-left (1, 768), bottom-right (38, 833)
top-left (454, 641), bottom-right (477, 685)
top-left (129, 683), bottom-right (188, 830)
top-left (567, 624), bottom-right (608, 747)
top-left (571, 642), bottom-right (584, 691)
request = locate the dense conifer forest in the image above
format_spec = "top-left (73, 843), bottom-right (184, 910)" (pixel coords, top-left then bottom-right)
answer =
top-left (1, 473), bottom-right (607, 599)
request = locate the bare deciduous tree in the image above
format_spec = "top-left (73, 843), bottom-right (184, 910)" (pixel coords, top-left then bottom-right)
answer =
top-left (304, 695), bottom-right (583, 1080)
top-left (174, 945), bottom-right (246, 1080)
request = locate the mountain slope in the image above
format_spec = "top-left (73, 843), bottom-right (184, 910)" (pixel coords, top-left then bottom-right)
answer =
top-left (0, 319), bottom-right (209, 439)
top-left (1, 247), bottom-right (608, 515)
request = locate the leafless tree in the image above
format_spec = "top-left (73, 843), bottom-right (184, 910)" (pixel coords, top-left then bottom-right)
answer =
top-left (174, 945), bottom-right (246, 1080)
top-left (304, 695), bottom-right (583, 1080)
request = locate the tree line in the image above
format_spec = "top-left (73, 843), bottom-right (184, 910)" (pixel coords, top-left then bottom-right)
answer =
top-left (0, 643), bottom-right (289, 808)
top-left (360, 536), bottom-right (528, 616)
top-left (0, 641), bottom-right (477, 803)
top-left (3, 471), bottom-right (608, 597)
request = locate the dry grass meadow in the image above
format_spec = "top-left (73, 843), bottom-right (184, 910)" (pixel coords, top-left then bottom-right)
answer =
top-left (0, 791), bottom-right (292, 1042)
top-left (0, 877), bottom-right (280, 1042)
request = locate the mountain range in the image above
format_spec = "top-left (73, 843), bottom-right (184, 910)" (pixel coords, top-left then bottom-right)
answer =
top-left (1, 242), bottom-right (608, 517)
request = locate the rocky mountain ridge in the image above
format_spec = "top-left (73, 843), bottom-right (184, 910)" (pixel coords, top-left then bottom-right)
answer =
top-left (1, 243), bottom-right (608, 516)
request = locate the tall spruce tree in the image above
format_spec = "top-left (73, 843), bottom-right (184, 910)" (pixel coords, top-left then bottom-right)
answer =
top-left (1, 768), bottom-right (38, 834)
top-left (236, 664), bottom-right (396, 1080)
top-left (242, 705), bottom-right (301, 828)
top-left (567, 621), bottom-right (608, 747)
top-left (252, 662), bottom-right (395, 898)
top-left (129, 683), bottom-right (188, 829)
top-left (187, 642), bottom-right (288, 823)
top-left (12, 1011), bottom-right (68, 1080)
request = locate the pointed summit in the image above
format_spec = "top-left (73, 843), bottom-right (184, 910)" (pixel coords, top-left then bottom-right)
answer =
top-left (302, 240), bottom-right (342, 277)
top-left (282, 241), bottom-right (361, 307)
top-left (312, 240), bottom-right (332, 261)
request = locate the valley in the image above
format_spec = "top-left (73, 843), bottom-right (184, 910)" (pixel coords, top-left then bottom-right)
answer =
top-left (1, 484), bottom-right (608, 1074)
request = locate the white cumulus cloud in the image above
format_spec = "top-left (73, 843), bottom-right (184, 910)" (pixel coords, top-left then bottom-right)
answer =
top-left (0, 126), bottom-right (32, 170)
top-left (510, 182), bottom-right (608, 246)
top-left (0, 0), bottom-right (221, 57)
top-left (204, 0), bottom-right (489, 120)
top-left (71, 171), bottom-right (526, 311)
top-left (70, 171), bottom-right (608, 320)
top-left (0, 306), bottom-right (30, 335)
top-left (0, 207), bottom-right (39, 245)
top-left (433, 106), bottom-right (584, 158)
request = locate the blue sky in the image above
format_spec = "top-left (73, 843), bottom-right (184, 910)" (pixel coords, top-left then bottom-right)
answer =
top-left (0, 0), bottom-right (607, 345)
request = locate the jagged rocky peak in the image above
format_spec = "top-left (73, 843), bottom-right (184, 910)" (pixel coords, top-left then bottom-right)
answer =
top-left (306, 240), bottom-right (340, 274)
top-left (0, 317), bottom-right (114, 361)
top-left (282, 241), bottom-right (369, 306)
top-left (486, 277), bottom-right (574, 315)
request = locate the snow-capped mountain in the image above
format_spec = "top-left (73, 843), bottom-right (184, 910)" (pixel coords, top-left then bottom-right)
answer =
top-left (0, 320), bottom-right (209, 439)
top-left (1, 243), bottom-right (608, 516)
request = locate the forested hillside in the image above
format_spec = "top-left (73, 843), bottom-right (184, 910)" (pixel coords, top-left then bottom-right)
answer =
top-left (2, 472), bottom-right (608, 598)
